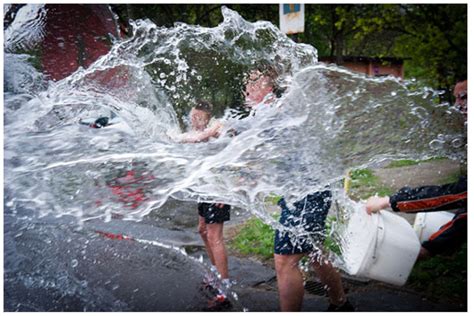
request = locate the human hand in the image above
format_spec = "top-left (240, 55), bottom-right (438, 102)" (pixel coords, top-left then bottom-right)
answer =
top-left (209, 121), bottom-right (223, 134)
top-left (365, 196), bottom-right (390, 215)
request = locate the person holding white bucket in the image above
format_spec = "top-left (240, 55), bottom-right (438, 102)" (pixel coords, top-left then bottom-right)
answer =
top-left (365, 80), bottom-right (467, 261)
top-left (366, 176), bottom-right (466, 262)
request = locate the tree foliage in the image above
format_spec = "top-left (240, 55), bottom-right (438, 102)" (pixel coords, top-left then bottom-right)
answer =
top-left (111, 4), bottom-right (466, 98)
top-left (299, 4), bottom-right (466, 97)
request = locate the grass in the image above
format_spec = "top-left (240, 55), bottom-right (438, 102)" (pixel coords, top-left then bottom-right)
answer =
top-left (264, 193), bottom-right (283, 206)
top-left (229, 215), bottom-right (342, 261)
top-left (228, 217), bottom-right (275, 260)
top-left (347, 168), bottom-right (393, 200)
top-left (439, 171), bottom-right (462, 185)
top-left (385, 157), bottom-right (446, 168)
top-left (407, 243), bottom-right (467, 304)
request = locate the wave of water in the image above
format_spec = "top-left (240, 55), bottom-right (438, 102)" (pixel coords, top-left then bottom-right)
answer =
top-left (4, 4), bottom-right (48, 52)
top-left (4, 5), bottom-right (466, 284)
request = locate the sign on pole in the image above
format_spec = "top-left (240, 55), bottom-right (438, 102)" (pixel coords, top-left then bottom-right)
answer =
top-left (279, 4), bottom-right (305, 35)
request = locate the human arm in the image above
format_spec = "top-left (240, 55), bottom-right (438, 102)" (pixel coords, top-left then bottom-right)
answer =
top-left (178, 121), bottom-right (223, 143)
top-left (365, 196), bottom-right (390, 214)
top-left (366, 177), bottom-right (467, 214)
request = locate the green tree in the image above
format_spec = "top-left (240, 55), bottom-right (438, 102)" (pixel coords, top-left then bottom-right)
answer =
top-left (303, 4), bottom-right (466, 100)
top-left (110, 4), bottom-right (466, 100)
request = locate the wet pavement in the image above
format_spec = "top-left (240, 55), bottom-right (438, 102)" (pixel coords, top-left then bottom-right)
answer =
top-left (4, 199), bottom-right (466, 312)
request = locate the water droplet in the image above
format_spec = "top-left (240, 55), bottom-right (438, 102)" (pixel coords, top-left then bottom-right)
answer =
top-left (429, 139), bottom-right (444, 150)
top-left (451, 138), bottom-right (464, 148)
top-left (71, 259), bottom-right (78, 268)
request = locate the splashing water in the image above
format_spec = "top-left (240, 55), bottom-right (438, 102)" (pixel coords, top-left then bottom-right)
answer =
top-left (5, 6), bottom-right (465, 221)
top-left (4, 4), bottom-right (48, 52)
top-left (4, 6), bottom-right (466, 309)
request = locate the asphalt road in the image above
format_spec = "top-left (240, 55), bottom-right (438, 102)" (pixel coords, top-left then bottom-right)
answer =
top-left (4, 198), bottom-right (466, 312)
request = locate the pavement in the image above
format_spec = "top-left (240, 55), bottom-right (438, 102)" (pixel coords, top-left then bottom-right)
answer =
top-left (373, 159), bottom-right (462, 191)
top-left (4, 210), bottom-right (466, 312)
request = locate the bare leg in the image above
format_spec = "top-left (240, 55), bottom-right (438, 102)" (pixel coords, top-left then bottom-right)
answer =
top-left (206, 222), bottom-right (229, 279)
top-left (311, 255), bottom-right (346, 306)
top-left (274, 253), bottom-right (305, 311)
top-left (198, 216), bottom-right (215, 265)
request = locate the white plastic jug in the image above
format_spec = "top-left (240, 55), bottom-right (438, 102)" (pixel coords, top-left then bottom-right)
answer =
top-left (413, 211), bottom-right (455, 243)
top-left (341, 205), bottom-right (421, 286)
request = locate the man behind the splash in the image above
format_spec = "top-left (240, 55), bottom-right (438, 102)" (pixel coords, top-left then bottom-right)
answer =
top-left (244, 66), bottom-right (354, 312)
top-left (365, 80), bottom-right (467, 261)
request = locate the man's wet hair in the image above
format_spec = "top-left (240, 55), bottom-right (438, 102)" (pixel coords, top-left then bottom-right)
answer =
top-left (195, 100), bottom-right (213, 114)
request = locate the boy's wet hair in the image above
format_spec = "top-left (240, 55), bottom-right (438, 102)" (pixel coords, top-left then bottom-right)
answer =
top-left (250, 62), bottom-right (287, 98)
top-left (195, 100), bottom-right (213, 114)
top-left (256, 64), bottom-right (278, 80)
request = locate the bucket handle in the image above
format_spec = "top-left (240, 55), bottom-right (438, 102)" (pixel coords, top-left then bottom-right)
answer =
top-left (372, 212), bottom-right (383, 262)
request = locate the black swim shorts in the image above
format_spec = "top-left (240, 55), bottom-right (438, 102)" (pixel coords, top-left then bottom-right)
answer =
top-left (198, 202), bottom-right (231, 224)
top-left (274, 190), bottom-right (332, 255)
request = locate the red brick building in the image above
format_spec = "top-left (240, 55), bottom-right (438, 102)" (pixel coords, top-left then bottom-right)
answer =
top-left (319, 56), bottom-right (405, 79)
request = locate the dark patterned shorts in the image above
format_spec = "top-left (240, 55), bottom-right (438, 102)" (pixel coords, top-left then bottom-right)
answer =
top-left (274, 190), bottom-right (332, 255)
top-left (198, 202), bottom-right (231, 224)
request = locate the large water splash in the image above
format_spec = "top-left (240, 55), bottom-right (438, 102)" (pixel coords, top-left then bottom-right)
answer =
top-left (5, 6), bottom-right (465, 241)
